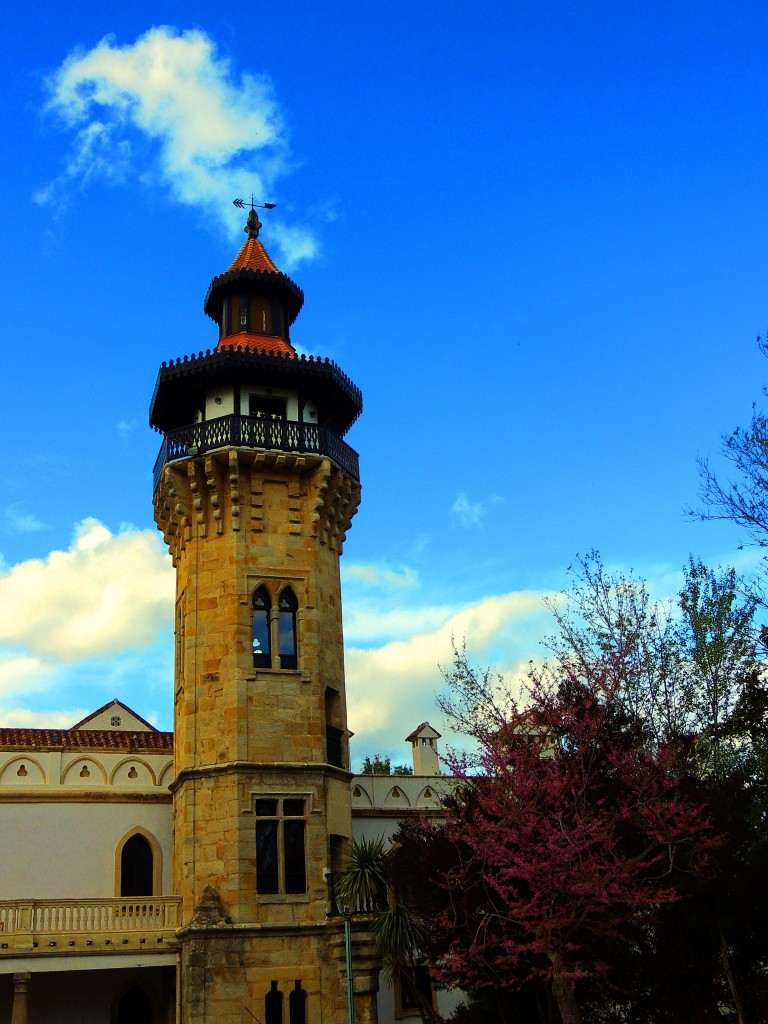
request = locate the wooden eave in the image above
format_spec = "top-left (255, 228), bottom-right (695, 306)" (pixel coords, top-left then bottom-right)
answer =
top-left (149, 347), bottom-right (362, 437)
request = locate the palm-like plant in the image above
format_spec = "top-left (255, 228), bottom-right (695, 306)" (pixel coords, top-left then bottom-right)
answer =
top-left (336, 836), bottom-right (444, 1024)
top-left (334, 834), bottom-right (389, 912)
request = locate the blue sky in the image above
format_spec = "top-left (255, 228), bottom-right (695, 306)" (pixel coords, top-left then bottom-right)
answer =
top-left (1, 1), bottom-right (767, 767)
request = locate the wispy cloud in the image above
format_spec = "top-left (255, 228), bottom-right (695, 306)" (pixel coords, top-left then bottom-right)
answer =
top-left (450, 492), bottom-right (485, 527)
top-left (344, 564), bottom-right (418, 588)
top-left (5, 503), bottom-right (47, 534)
top-left (116, 418), bottom-right (138, 438)
top-left (0, 518), bottom-right (173, 662)
top-left (0, 706), bottom-right (89, 729)
top-left (37, 27), bottom-right (315, 268)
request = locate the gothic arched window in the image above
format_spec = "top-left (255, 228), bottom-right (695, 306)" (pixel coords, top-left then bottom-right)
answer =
top-left (252, 586), bottom-right (272, 668)
top-left (120, 834), bottom-right (154, 898)
top-left (278, 588), bottom-right (298, 669)
top-left (289, 982), bottom-right (306, 1024)
top-left (265, 982), bottom-right (283, 1024)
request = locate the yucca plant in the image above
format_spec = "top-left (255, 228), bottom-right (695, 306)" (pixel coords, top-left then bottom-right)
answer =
top-left (334, 834), bottom-right (389, 912)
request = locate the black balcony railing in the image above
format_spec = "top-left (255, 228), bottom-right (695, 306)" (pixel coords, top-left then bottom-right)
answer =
top-left (325, 872), bottom-right (385, 917)
top-left (153, 414), bottom-right (360, 491)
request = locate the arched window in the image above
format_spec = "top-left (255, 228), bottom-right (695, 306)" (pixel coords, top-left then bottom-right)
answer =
top-left (120, 834), bottom-right (154, 897)
top-left (265, 982), bottom-right (283, 1024)
top-left (278, 589), bottom-right (298, 669)
top-left (289, 982), bottom-right (306, 1024)
top-left (252, 586), bottom-right (272, 668)
top-left (116, 985), bottom-right (154, 1024)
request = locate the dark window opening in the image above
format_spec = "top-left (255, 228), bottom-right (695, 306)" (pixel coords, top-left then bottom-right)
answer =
top-left (400, 967), bottom-right (433, 1013)
top-left (278, 589), bottom-right (298, 669)
top-left (116, 986), bottom-right (153, 1024)
top-left (252, 586), bottom-right (271, 668)
top-left (250, 297), bottom-right (273, 335)
top-left (265, 981), bottom-right (283, 1024)
top-left (273, 304), bottom-right (284, 338)
top-left (249, 395), bottom-right (286, 419)
top-left (255, 798), bottom-right (307, 895)
top-left (256, 820), bottom-right (279, 894)
top-left (120, 834), bottom-right (153, 897)
top-left (325, 687), bottom-right (344, 768)
top-left (289, 982), bottom-right (306, 1024)
top-left (326, 725), bottom-right (344, 769)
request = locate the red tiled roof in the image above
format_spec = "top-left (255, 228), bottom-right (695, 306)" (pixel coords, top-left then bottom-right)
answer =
top-left (216, 332), bottom-right (295, 356)
top-left (0, 729), bottom-right (173, 751)
top-left (227, 237), bottom-right (280, 274)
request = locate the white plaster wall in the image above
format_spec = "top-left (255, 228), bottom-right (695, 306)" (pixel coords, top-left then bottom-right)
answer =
top-left (204, 386), bottom-right (235, 419)
top-left (0, 801), bottom-right (172, 899)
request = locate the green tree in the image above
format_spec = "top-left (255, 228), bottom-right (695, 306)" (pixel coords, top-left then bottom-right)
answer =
top-left (415, 648), bottom-right (716, 1024)
top-left (545, 556), bottom-right (767, 1021)
top-left (543, 551), bottom-right (688, 746)
top-left (421, 558), bottom-right (768, 1022)
top-left (360, 754), bottom-right (413, 776)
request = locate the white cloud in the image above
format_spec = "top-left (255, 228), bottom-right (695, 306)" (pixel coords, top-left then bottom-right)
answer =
top-left (344, 602), bottom-right (457, 646)
top-left (345, 590), bottom-right (552, 763)
top-left (344, 564), bottom-right (418, 588)
top-left (116, 418), bottom-right (138, 438)
top-left (5, 503), bottom-right (47, 534)
top-left (0, 518), bottom-right (173, 662)
top-left (38, 27), bottom-right (315, 268)
top-left (0, 707), bottom-right (88, 729)
top-left (0, 653), bottom-right (55, 699)
top-left (450, 492), bottom-right (485, 527)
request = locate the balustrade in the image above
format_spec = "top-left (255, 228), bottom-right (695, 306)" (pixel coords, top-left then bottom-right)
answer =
top-left (0, 897), bottom-right (181, 954)
top-left (153, 414), bottom-right (359, 491)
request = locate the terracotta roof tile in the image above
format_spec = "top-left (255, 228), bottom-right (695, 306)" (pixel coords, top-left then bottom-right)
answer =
top-left (0, 729), bottom-right (173, 751)
top-left (227, 237), bottom-right (280, 274)
top-left (216, 333), bottom-right (295, 356)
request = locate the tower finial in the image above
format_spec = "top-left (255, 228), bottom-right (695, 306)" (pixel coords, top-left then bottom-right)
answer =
top-left (245, 208), bottom-right (262, 239)
top-left (232, 196), bottom-right (277, 239)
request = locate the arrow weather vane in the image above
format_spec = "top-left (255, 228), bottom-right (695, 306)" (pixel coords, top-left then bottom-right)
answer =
top-left (233, 196), bottom-right (276, 239)
top-left (233, 195), bottom-right (276, 211)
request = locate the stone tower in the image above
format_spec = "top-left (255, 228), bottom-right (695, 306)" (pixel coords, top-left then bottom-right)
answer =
top-left (150, 208), bottom-right (371, 1023)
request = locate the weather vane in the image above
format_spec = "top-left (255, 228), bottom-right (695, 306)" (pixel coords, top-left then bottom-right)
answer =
top-left (232, 196), bottom-right (276, 212)
top-left (233, 196), bottom-right (276, 239)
